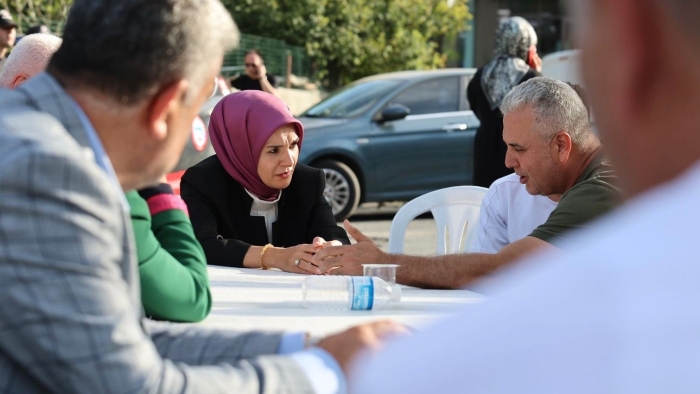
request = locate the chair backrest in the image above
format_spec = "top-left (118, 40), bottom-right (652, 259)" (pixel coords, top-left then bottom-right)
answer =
top-left (388, 186), bottom-right (488, 255)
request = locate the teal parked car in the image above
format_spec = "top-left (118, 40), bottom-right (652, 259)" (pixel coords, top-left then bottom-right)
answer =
top-left (298, 69), bottom-right (480, 221)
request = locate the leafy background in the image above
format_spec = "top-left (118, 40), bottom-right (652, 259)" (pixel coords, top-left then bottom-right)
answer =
top-left (1, 0), bottom-right (471, 88)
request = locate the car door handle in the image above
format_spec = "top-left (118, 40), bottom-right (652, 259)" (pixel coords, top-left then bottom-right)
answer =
top-left (442, 123), bottom-right (468, 132)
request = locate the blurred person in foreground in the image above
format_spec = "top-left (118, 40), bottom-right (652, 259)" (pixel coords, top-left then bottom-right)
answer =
top-left (351, 0), bottom-right (700, 392)
top-left (0, 9), bottom-right (17, 73)
top-left (315, 78), bottom-right (622, 289)
top-left (230, 48), bottom-right (278, 96)
top-left (468, 16), bottom-right (541, 188)
top-left (0, 32), bottom-right (211, 323)
top-left (0, 0), bottom-right (402, 393)
top-left (472, 83), bottom-right (591, 253)
top-left (0, 33), bottom-right (61, 89)
top-left (182, 90), bottom-right (350, 273)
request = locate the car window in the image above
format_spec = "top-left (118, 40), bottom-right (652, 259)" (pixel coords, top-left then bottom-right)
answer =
top-left (303, 80), bottom-right (401, 119)
top-left (390, 77), bottom-right (460, 115)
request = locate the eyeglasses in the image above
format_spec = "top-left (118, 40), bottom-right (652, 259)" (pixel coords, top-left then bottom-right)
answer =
top-left (245, 63), bottom-right (258, 68)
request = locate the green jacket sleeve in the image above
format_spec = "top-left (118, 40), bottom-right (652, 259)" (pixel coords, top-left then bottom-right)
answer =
top-left (126, 190), bottom-right (212, 322)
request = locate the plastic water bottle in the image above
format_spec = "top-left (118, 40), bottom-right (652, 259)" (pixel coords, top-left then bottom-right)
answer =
top-left (301, 276), bottom-right (402, 310)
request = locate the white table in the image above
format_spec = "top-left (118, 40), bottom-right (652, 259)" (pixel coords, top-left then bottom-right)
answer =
top-left (203, 266), bottom-right (485, 337)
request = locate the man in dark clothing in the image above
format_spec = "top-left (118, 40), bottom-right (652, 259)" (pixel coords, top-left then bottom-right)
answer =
top-left (230, 49), bottom-right (278, 96)
top-left (0, 9), bottom-right (17, 73)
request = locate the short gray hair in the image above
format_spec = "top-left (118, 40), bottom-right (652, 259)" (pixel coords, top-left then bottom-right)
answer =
top-left (0, 34), bottom-right (62, 88)
top-left (48, 0), bottom-right (238, 104)
top-left (500, 77), bottom-right (591, 148)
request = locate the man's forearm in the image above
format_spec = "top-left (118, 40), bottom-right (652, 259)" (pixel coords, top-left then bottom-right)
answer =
top-left (259, 77), bottom-right (278, 96)
top-left (388, 236), bottom-right (552, 289)
top-left (389, 253), bottom-right (509, 289)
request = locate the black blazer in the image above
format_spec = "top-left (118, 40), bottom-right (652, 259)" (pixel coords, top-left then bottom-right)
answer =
top-left (181, 155), bottom-right (350, 267)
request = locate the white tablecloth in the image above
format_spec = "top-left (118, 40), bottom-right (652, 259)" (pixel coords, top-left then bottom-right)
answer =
top-left (203, 266), bottom-right (485, 337)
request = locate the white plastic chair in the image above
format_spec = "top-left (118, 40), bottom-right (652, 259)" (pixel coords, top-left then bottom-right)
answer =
top-left (388, 186), bottom-right (488, 255)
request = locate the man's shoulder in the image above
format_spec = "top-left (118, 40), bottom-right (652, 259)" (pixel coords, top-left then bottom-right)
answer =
top-left (0, 98), bottom-right (85, 166)
top-left (529, 159), bottom-right (622, 244)
top-left (0, 91), bottom-right (114, 202)
top-left (566, 164), bottom-right (622, 203)
top-left (575, 154), bottom-right (618, 186)
top-left (231, 74), bottom-right (253, 87)
top-left (232, 74), bottom-right (252, 82)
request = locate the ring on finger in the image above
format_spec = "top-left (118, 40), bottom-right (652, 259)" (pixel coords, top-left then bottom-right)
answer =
top-left (294, 259), bottom-right (301, 266)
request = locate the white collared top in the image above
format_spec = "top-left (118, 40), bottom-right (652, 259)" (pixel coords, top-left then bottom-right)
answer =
top-left (245, 189), bottom-right (281, 243)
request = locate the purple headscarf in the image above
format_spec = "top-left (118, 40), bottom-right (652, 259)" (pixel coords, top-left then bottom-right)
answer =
top-left (209, 91), bottom-right (304, 200)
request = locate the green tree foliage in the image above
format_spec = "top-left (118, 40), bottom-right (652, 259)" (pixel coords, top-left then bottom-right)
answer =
top-left (225, 0), bottom-right (470, 88)
top-left (0, 0), bottom-right (72, 33)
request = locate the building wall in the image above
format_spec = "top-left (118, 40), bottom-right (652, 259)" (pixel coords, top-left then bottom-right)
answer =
top-left (277, 88), bottom-right (326, 116)
top-left (474, 0), bottom-right (501, 67)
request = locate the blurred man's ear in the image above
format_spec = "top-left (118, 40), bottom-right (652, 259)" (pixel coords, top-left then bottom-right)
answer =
top-left (554, 131), bottom-right (572, 164)
top-left (147, 79), bottom-right (188, 141)
top-left (10, 74), bottom-right (28, 89)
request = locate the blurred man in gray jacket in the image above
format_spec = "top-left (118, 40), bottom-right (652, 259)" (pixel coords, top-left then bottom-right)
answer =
top-left (0, 1), bottom-right (400, 393)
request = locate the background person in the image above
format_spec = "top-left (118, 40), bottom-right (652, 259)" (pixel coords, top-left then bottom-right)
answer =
top-left (0, 9), bottom-right (17, 73)
top-left (182, 90), bottom-right (350, 273)
top-left (472, 82), bottom-right (591, 253)
top-left (0, 32), bottom-right (211, 323)
top-left (230, 48), bottom-right (278, 96)
top-left (0, 33), bottom-right (61, 89)
top-left (314, 78), bottom-right (622, 289)
top-left (353, 0), bottom-right (700, 391)
top-left (0, 0), bottom-right (401, 392)
top-left (467, 16), bottom-right (541, 188)
top-left (128, 180), bottom-right (213, 322)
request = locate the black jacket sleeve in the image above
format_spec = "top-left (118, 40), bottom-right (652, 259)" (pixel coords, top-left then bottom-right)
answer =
top-left (180, 167), bottom-right (251, 267)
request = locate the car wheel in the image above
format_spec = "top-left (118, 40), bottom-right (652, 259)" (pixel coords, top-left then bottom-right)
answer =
top-left (315, 159), bottom-right (361, 222)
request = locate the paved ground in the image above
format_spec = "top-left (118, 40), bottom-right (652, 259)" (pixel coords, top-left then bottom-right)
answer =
top-left (344, 202), bottom-right (438, 256)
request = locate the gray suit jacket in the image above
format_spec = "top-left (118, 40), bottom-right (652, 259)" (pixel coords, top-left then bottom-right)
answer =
top-left (0, 73), bottom-right (315, 393)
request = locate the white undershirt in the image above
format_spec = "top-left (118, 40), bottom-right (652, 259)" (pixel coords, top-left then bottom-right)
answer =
top-left (472, 173), bottom-right (558, 253)
top-left (245, 189), bottom-right (281, 243)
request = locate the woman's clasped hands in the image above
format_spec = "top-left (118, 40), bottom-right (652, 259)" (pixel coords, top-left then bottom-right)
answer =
top-left (261, 237), bottom-right (343, 275)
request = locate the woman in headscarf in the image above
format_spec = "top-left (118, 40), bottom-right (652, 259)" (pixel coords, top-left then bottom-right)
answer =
top-left (467, 16), bottom-right (541, 187)
top-left (181, 91), bottom-right (350, 273)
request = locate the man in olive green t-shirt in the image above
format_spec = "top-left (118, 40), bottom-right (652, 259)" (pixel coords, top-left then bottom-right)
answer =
top-left (529, 153), bottom-right (619, 244)
top-left (313, 77), bottom-right (624, 289)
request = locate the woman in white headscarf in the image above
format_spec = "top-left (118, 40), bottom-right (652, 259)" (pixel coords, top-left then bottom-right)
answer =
top-left (467, 16), bottom-right (540, 187)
